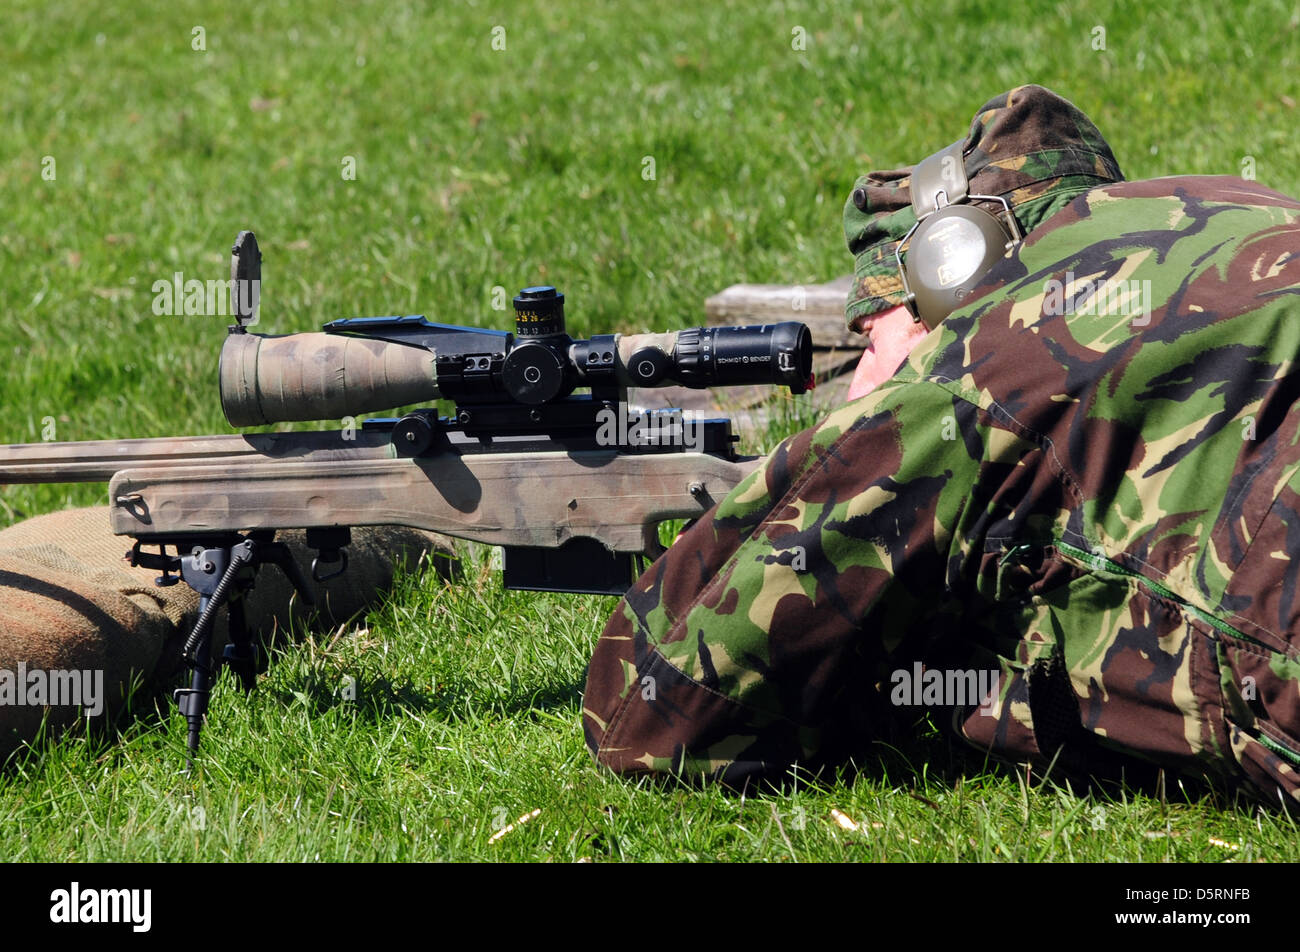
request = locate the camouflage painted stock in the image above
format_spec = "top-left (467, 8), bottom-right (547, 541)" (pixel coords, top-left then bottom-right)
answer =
top-left (0, 432), bottom-right (754, 557)
top-left (0, 234), bottom-right (815, 766)
top-left (106, 450), bottom-right (754, 554)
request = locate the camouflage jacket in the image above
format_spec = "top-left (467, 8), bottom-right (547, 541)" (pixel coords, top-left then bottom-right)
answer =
top-left (584, 175), bottom-right (1300, 803)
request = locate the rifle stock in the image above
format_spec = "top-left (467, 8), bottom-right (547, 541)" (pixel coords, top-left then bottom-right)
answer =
top-left (107, 446), bottom-right (755, 551)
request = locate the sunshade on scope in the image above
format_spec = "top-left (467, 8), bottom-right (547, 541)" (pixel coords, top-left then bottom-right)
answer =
top-left (220, 286), bottom-right (814, 427)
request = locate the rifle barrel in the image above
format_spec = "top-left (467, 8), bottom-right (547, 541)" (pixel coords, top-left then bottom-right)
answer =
top-left (0, 431), bottom-right (393, 484)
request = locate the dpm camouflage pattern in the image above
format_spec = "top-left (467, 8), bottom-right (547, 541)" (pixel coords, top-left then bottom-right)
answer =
top-left (584, 175), bottom-right (1300, 804)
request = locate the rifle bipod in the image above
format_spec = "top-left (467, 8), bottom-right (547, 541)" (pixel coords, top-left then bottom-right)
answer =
top-left (127, 528), bottom-right (350, 769)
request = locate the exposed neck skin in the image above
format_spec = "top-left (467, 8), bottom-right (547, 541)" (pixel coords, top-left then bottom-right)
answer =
top-left (846, 303), bottom-right (932, 401)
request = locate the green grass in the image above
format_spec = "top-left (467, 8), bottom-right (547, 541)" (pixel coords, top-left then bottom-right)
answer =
top-left (2, 0), bottom-right (1299, 861)
top-left (4, 547), bottom-right (1297, 862)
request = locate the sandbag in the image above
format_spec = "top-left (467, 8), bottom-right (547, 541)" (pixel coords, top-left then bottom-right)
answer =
top-left (0, 506), bottom-right (457, 759)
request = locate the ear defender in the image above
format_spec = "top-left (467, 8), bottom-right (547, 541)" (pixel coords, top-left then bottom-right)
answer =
top-left (895, 141), bottom-right (1023, 330)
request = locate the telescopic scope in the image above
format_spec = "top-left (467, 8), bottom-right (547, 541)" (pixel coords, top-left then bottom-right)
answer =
top-left (219, 286), bottom-right (813, 426)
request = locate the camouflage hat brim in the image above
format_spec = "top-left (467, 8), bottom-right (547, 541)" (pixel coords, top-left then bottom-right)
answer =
top-left (844, 85), bottom-right (1126, 328)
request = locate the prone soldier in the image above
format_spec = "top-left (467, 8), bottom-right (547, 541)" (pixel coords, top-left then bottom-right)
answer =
top-left (584, 85), bottom-right (1300, 805)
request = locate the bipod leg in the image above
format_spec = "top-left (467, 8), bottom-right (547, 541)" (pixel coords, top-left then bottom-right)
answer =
top-left (157, 531), bottom-right (322, 771)
top-left (175, 593), bottom-right (217, 772)
top-left (222, 596), bottom-right (259, 693)
top-left (175, 538), bottom-right (258, 771)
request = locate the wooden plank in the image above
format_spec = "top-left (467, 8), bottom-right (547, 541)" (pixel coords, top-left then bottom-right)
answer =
top-left (704, 275), bottom-right (862, 349)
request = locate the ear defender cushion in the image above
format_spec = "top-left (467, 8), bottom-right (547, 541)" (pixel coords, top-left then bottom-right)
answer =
top-left (902, 203), bottom-right (1016, 329)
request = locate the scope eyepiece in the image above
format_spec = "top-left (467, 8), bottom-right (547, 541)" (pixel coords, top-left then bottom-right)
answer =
top-left (671, 322), bottom-right (813, 393)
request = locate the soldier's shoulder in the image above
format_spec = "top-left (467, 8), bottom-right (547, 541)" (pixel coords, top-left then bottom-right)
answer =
top-left (1089, 175), bottom-right (1300, 209)
top-left (1024, 175), bottom-right (1300, 248)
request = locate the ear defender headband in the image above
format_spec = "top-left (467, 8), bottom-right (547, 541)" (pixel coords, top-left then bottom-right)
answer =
top-left (895, 140), bottom-right (1024, 330)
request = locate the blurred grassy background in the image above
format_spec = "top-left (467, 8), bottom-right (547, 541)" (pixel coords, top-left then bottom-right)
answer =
top-left (2, 0), bottom-right (1298, 860)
